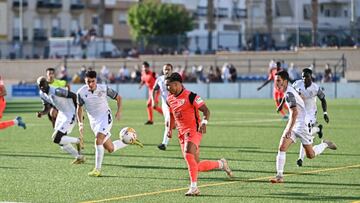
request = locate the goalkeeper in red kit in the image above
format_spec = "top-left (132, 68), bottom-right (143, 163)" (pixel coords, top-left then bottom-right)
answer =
top-left (165, 72), bottom-right (233, 196)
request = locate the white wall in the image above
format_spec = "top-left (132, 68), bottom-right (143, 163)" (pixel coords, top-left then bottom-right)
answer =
top-left (4, 82), bottom-right (360, 100)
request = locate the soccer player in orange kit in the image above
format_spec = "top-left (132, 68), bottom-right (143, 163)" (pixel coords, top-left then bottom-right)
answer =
top-left (0, 76), bottom-right (26, 130)
top-left (165, 72), bottom-right (233, 196)
top-left (139, 61), bottom-right (162, 125)
top-left (257, 60), bottom-right (289, 119)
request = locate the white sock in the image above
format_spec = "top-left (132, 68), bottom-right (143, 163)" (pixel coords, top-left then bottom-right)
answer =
top-left (190, 182), bottom-right (197, 188)
top-left (112, 140), bottom-right (128, 152)
top-left (298, 145), bottom-right (305, 161)
top-left (61, 144), bottom-right (79, 158)
top-left (311, 126), bottom-right (320, 136)
top-left (162, 128), bottom-right (170, 145)
top-left (95, 145), bottom-right (104, 170)
top-left (313, 143), bottom-right (328, 156)
top-left (276, 151), bottom-right (286, 176)
top-left (59, 136), bottom-right (80, 145)
top-left (218, 160), bottom-right (224, 169)
top-left (13, 118), bottom-right (19, 125)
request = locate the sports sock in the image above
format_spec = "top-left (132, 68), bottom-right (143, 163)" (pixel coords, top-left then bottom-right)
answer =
top-left (162, 128), bottom-right (170, 145)
top-left (61, 144), bottom-right (79, 158)
top-left (112, 140), bottom-right (127, 152)
top-left (185, 153), bottom-right (198, 183)
top-left (276, 151), bottom-right (286, 176)
top-left (313, 143), bottom-right (328, 156)
top-left (147, 106), bottom-right (153, 122)
top-left (0, 120), bottom-right (15, 129)
top-left (95, 145), bottom-right (104, 170)
top-left (59, 136), bottom-right (79, 145)
top-left (155, 106), bottom-right (163, 115)
top-left (298, 145), bottom-right (305, 161)
top-left (198, 160), bottom-right (220, 172)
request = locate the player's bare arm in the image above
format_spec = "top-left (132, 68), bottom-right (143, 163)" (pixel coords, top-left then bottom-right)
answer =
top-left (151, 84), bottom-right (160, 108)
top-left (319, 97), bottom-right (329, 123)
top-left (257, 79), bottom-right (271, 91)
top-left (284, 106), bottom-right (298, 138)
top-left (0, 85), bottom-right (6, 97)
top-left (167, 112), bottom-right (175, 138)
top-left (37, 103), bottom-right (52, 118)
top-left (198, 104), bottom-right (210, 134)
top-left (114, 95), bottom-right (122, 120)
top-left (277, 97), bottom-right (285, 113)
top-left (139, 80), bottom-right (145, 89)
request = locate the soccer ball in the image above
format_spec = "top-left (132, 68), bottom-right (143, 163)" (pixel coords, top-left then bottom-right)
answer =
top-left (119, 127), bottom-right (137, 144)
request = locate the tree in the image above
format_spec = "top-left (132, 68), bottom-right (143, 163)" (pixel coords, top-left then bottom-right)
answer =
top-left (127, 1), bottom-right (193, 47)
top-left (265, 0), bottom-right (273, 49)
top-left (311, 0), bottom-right (318, 46)
top-left (207, 0), bottom-right (214, 51)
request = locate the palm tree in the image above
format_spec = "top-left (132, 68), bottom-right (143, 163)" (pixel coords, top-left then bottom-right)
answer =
top-left (207, 0), bottom-right (214, 51)
top-left (265, 0), bottom-right (273, 49)
top-left (311, 0), bottom-right (318, 46)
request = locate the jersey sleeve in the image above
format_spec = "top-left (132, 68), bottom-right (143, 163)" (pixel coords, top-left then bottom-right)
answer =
top-left (317, 87), bottom-right (325, 99)
top-left (77, 93), bottom-right (85, 106)
top-left (106, 87), bottom-right (118, 99)
top-left (193, 95), bottom-right (205, 109)
top-left (55, 88), bottom-right (69, 98)
top-left (285, 92), bottom-right (297, 108)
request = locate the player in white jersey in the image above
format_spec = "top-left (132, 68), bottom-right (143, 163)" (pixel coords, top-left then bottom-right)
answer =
top-left (152, 64), bottom-right (173, 150)
top-left (292, 68), bottom-right (329, 167)
top-left (36, 77), bottom-right (85, 164)
top-left (270, 71), bottom-right (337, 184)
top-left (76, 70), bottom-right (142, 177)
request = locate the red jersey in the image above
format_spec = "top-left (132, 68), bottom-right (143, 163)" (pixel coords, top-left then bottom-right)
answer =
top-left (0, 77), bottom-right (5, 103)
top-left (141, 70), bottom-right (156, 90)
top-left (167, 89), bottom-right (205, 135)
top-left (268, 68), bottom-right (283, 91)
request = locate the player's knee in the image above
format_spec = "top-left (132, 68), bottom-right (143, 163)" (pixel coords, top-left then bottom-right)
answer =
top-left (306, 152), bottom-right (315, 159)
top-left (107, 146), bottom-right (114, 153)
top-left (53, 131), bottom-right (64, 144)
top-left (278, 146), bottom-right (287, 152)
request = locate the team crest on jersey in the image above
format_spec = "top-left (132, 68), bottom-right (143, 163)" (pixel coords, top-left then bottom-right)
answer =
top-left (97, 91), bottom-right (104, 97)
top-left (195, 97), bottom-right (203, 104)
top-left (177, 99), bottom-right (186, 106)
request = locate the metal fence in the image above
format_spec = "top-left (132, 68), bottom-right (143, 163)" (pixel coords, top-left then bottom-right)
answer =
top-left (0, 28), bottom-right (359, 60)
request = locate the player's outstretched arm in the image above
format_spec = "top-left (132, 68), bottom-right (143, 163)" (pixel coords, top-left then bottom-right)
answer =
top-left (151, 84), bottom-right (160, 108)
top-left (114, 95), bottom-right (122, 120)
top-left (277, 97), bottom-right (285, 113)
top-left (37, 103), bottom-right (51, 118)
top-left (319, 97), bottom-right (329, 123)
top-left (257, 79), bottom-right (271, 91)
top-left (198, 104), bottom-right (210, 134)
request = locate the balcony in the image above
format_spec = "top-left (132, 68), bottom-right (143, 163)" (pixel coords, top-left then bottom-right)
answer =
top-left (12, 28), bottom-right (28, 41)
top-left (36, 0), bottom-right (62, 13)
top-left (12, 0), bottom-right (28, 9)
top-left (33, 28), bottom-right (48, 41)
top-left (70, 0), bottom-right (85, 11)
top-left (51, 28), bottom-right (65, 37)
top-left (232, 8), bottom-right (247, 19)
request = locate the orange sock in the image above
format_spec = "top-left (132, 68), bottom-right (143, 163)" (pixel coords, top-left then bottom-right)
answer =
top-left (0, 120), bottom-right (15, 130)
top-left (147, 106), bottom-right (153, 121)
top-left (155, 106), bottom-right (163, 115)
top-left (198, 160), bottom-right (220, 172)
top-left (185, 153), bottom-right (198, 182)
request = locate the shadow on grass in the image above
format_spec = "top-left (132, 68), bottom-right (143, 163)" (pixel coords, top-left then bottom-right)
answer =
top-left (267, 192), bottom-right (360, 201)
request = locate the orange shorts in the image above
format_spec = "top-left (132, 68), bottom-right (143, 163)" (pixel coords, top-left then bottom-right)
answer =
top-left (0, 99), bottom-right (5, 119)
top-left (178, 131), bottom-right (203, 149)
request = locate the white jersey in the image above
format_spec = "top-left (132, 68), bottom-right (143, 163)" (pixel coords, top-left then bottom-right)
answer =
top-left (39, 86), bottom-right (75, 116)
top-left (292, 80), bottom-right (325, 124)
top-left (76, 84), bottom-right (118, 124)
top-left (153, 75), bottom-right (168, 103)
top-left (284, 85), bottom-right (307, 135)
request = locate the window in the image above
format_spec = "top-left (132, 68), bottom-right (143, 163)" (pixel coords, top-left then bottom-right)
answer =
top-left (196, 6), bottom-right (207, 17)
top-left (92, 15), bottom-right (99, 25)
top-left (118, 12), bottom-right (127, 25)
top-left (223, 24), bottom-right (240, 31)
top-left (303, 4), bottom-right (311, 20)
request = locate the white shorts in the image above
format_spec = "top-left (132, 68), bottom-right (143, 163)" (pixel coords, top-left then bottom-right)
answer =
top-left (283, 128), bottom-right (313, 145)
top-left (55, 111), bottom-right (76, 134)
top-left (90, 110), bottom-right (113, 138)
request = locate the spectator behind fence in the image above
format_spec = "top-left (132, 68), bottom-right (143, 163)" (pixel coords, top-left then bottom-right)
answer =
top-left (58, 65), bottom-right (69, 82)
top-left (229, 64), bottom-right (237, 82)
top-left (118, 66), bottom-right (130, 83)
top-left (288, 63), bottom-right (300, 82)
top-left (221, 63), bottom-right (230, 83)
top-left (322, 64), bottom-right (333, 83)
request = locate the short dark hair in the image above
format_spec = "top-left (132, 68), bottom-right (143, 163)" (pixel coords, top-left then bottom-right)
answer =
top-left (302, 68), bottom-right (312, 75)
top-left (46, 67), bottom-right (55, 72)
top-left (164, 63), bottom-right (173, 70)
top-left (85, 70), bottom-right (97, 78)
top-left (275, 70), bottom-right (289, 80)
top-left (276, 61), bottom-right (282, 68)
top-left (166, 72), bottom-right (182, 83)
top-left (142, 61), bottom-right (150, 67)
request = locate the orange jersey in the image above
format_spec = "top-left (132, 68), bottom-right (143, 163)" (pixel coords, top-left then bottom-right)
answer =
top-left (268, 68), bottom-right (283, 91)
top-left (167, 89), bottom-right (205, 135)
top-left (0, 78), bottom-right (5, 119)
top-left (141, 70), bottom-right (156, 90)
